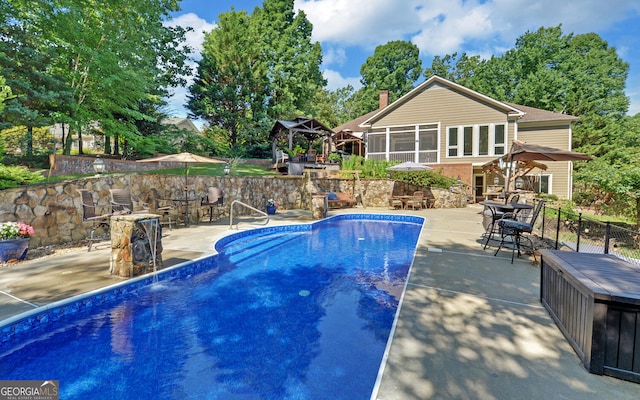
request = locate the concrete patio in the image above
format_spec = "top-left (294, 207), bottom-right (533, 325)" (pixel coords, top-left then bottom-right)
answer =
top-left (0, 204), bottom-right (638, 399)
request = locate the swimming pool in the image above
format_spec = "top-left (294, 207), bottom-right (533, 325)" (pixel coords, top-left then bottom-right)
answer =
top-left (0, 214), bottom-right (423, 399)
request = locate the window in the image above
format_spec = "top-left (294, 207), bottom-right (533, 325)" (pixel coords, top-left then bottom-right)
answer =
top-left (446, 123), bottom-right (507, 157)
top-left (463, 127), bottom-right (473, 156)
top-left (390, 129), bottom-right (414, 152)
top-left (479, 125), bottom-right (489, 155)
top-left (539, 175), bottom-right (550, 194)
top-left (448, 127), bottom-right (458, 156)
top-left (367, 134), bottom-right (385, 153)
top-left (494, 125), bottom-right (505, 154)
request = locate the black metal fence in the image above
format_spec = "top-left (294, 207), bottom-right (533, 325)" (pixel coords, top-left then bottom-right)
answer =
top-left (538, 205), bottom-right (640, 265)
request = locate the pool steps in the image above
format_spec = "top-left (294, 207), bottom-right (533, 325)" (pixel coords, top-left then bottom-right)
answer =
top-left (219, 232), bottom-right (303, 265)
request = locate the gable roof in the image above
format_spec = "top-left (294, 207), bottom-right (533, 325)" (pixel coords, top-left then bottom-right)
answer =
top-left (332, 109), bottom-right (378, 134)
top-left (269, 117), bottom-right (333, 140)
top-left (359, 75), bottom-right (577, 127)
top-left (162, 117), bottom-right (200, 133)
top-left (504, 102), bottom-right (578, 123)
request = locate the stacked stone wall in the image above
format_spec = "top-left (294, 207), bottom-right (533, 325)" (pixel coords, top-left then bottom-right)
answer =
top-left (0, 174), bottom-right (465, 247)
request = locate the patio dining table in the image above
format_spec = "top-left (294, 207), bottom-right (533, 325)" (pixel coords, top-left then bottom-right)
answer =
top-left (171, 197), bottom-right (200, 226)
top-left (479, 200), bottom-right (533, 213)
top-left (479, 200), bottom-right (534, 248)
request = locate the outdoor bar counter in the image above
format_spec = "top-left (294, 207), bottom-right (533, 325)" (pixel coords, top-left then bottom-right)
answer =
top-left (540, 250), bottom-right (640, 383)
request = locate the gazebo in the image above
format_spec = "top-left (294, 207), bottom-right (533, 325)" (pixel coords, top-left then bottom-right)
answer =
top-left (269, 117), bottom-right (334, 164)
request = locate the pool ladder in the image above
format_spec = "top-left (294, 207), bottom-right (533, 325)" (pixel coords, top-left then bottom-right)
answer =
top-left (229, 200), bottom-right (270, 230)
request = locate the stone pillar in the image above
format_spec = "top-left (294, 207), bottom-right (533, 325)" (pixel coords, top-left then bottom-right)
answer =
top-left (311, 194), bottom-right (328, 219)
top-left (110, 214), bottom-right (163, 278)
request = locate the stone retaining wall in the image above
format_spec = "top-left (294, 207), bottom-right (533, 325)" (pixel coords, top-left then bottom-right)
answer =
top-left (0, 174), bottom-right (466, 247)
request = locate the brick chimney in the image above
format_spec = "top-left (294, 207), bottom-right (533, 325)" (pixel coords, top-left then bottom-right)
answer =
top-left (379, 90), bottom-right (389, 109)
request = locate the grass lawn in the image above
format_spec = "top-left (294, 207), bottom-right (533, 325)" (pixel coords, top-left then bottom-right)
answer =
top-left (45, 162), bottom-right (277, 182)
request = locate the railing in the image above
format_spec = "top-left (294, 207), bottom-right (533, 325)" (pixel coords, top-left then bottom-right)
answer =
top-left (539, 205), bottom-right (640, 265)
top-left (229, 200), bottom-right (270, 230)
top-left (366, 151), bottom-right (437, 163)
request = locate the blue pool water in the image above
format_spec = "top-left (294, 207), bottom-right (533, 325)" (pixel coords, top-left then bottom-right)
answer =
top-left (0, 215), bottom-right (423, 399)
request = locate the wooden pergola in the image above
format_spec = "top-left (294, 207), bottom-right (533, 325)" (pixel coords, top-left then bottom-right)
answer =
top-left (269, 117), bottom-right (334, 163)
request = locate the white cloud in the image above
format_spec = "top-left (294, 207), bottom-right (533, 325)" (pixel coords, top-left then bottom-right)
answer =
top-left (323, 69), bottom-right (361, 91)
top-left (162, 13), bottom-right (216, 117)
top-left (322, 47), bottom-right (347, 67)
top-left (164, 13), bottom-right (216, 56)
top-left (296, 0), bottom-right (640, 57)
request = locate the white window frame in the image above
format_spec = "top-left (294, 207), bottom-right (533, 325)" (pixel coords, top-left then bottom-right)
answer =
top-left (446, 123), bottom-right (507, 158)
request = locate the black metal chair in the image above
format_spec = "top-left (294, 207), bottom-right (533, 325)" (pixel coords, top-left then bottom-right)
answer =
top-left (494, 199), bottom-right (545, 263)
top-left (201, 187), bottom-right (223, 222)
top-left (481, 195), bottom-right (521, 249)
top-left (77, 189), bottom-right (112, 251)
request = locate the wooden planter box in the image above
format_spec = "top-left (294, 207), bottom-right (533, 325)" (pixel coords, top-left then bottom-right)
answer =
top-left (540, 250), bottom-right (640, 383)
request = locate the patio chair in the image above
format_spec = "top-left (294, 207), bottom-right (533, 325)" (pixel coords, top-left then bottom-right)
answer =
top-left (405, 192), bottom-right (424, 210)
top-left (494, 199), bottom-right (545, 263)
top-left (147, 188), bottom-right (176, 230)
top-left (276, 149), bottom-right (289, 163)
top-left (481, 196), bottom-right (520, 249)
top-left (77, 189), bottom-right (112, 251)
top-left (423, 189), bottom-right (436, 208)
top-left (110, 189), bottom-right (148, 215)
top-left (201, 187), bottom-right (224, 222)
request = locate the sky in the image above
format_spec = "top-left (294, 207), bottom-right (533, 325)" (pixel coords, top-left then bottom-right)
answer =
top-left (164, 0), bottom-right (640, 121)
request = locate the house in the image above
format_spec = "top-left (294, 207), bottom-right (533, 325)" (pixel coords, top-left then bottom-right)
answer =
top-left (48, 117), bottom-right (201, 152)
top-left (359, 75), bottom-right (579, 200)
top-left (161, 117), bottom-right (200, 134)
top-left (330, 90), bottom-right (390, 157)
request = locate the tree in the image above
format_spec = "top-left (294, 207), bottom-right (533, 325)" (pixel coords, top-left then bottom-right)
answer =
top-left (253, 0), bottom-right (325, 120)
top-left (0, 2), bottom-right (72, 157)
top-left (189, 0), bottom-right (325, 155)
top-left (188, 9), bottom-right (267, 150)
top-left (0, 75), bottom-right (10, 113)
top-left (574, 114), bottom-right (640, 226)
top-left (357, 41), bottom-right (423, 113)
top-left (43, 0), bottom-right (190, 156)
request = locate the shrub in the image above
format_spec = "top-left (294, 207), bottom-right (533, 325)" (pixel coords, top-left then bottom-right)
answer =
top-left (0, 164), bottom-right (45, 189)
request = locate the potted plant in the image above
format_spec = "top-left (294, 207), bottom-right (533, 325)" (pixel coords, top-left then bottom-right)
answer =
top-left (266, 199), bottom-right (278, 215)
top-left (0, 221), bottom-right (34, 262)
top-left (327, 152), bottom-right (341, 164)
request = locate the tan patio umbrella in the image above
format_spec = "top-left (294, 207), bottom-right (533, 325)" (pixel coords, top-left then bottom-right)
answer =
top-left (503, 140), bottom-right (591, 200)
top-left (505, 140), bottom-right (592, 162)
top-left (137, 152), bottom-right (226, 226)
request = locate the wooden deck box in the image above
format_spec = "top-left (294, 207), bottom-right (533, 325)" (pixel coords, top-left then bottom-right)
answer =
top-left (540, 250), bottom-right (640, 383)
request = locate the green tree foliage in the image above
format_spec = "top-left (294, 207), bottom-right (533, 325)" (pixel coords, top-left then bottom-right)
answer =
top-left (188, 9), bottom-right (268, 151)
top-left (574, 114), bottom-right (640, 226)
top-left (355, 41), bottom-right (423, 114)
top-left (188, 0), bottom-right (325, 156)
top-left (426, 25), bottom-right (629, 123)
top-left (253, 0), bottom-right (325, 120)
top-left (0, 75), bottom-right (11, 113)
top-left (0, 3), bottom-right (72, 157)
top-left (1, 0), bottom-right (190, 158)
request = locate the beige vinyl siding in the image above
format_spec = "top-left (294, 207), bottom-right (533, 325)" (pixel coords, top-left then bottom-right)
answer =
top-left (517, 123), bottom-right (574, 198)
top-left (373, 84), bottom-right (508, 126)
top-left (370, 84), bottom-right (515, 165)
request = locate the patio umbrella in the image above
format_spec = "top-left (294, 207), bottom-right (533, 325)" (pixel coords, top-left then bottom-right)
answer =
top-left (386, 161), bottom-right (433, 171)
top-left (503, 140), bottom-right (591, 199)
top-left (506, 140), bottom-right (592, 162)
top-left (137, 152), bottom-right (226, 226)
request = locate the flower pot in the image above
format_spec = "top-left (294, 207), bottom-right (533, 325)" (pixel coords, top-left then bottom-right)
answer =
top-left (0, 238), bottom-right (30, 262)
top-left (266, 205), bottom-right (277, 215)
